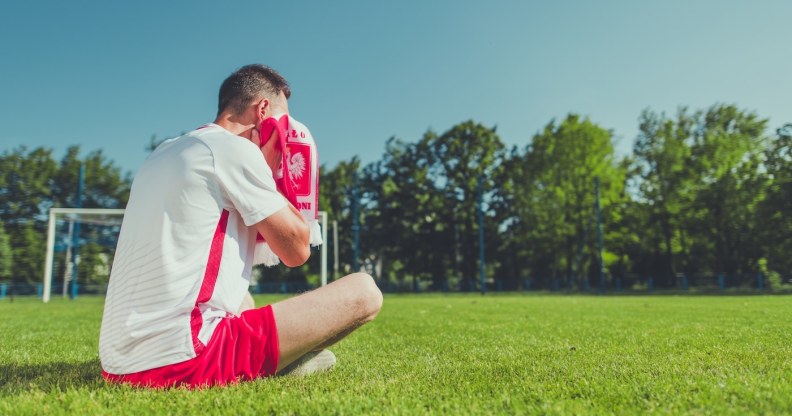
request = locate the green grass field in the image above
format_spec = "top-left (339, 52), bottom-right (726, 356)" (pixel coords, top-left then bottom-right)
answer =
top-left (1, 294), bottom-right (790, 415)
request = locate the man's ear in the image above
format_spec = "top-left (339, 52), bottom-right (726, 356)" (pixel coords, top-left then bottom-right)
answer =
top-left (256, 98), bottom-right (270, 123)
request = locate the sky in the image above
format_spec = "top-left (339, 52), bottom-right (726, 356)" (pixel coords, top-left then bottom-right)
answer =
top-left (1, 0), bottom-right (790, 176)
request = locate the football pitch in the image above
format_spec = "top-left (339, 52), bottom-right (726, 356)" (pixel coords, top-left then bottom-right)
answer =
top-left (1, 294), bottom-right (790, 415)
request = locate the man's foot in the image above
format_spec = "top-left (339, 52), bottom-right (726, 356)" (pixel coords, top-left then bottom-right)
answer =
top-left (279, 349), bottom-right (336, 376)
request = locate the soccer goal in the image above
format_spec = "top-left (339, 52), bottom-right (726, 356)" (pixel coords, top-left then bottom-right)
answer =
top-left (42, 209), bottom-right (330, 302)
top-left (42, 208), bottom-right (126, 303)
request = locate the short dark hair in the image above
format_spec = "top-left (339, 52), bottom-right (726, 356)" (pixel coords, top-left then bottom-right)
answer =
top-left (217, 64), bottom-right (291, 116)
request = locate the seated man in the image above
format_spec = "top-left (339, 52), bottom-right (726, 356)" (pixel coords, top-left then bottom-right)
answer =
top-left (99, 64), bottom-right (382, 388)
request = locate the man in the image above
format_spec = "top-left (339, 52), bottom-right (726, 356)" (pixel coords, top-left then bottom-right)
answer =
top-left (99, 64), bottom-right (382, 388)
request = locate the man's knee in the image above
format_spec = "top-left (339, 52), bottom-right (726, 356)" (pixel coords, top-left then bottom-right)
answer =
top-left (348, 273), bottom-right (383, 322)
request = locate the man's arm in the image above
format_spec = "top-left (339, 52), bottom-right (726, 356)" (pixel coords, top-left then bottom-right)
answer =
top-left (255, 202), bottom-right (310, 267)
top-left (249, 125), bottom-right (310, 267)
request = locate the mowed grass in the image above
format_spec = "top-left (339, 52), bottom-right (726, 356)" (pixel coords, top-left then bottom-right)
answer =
top-left (0, 294), bottom-right (790, 415)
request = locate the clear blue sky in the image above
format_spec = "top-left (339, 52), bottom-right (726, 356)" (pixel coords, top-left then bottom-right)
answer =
top-left (1, 0), bottom-right (790, 175)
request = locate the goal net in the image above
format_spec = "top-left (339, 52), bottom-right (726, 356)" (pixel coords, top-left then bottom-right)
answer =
top-left (42, 209), bottom-right (329, 302)
top-left (43, 208), bottom-right (126, 302)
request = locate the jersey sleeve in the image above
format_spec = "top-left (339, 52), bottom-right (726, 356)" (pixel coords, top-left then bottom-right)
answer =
top-left (213, 139), bottom-right (288, 226)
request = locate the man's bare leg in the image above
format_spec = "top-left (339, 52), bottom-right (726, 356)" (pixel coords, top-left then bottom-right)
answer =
top-left (270, 272), bottom-right (382, 371)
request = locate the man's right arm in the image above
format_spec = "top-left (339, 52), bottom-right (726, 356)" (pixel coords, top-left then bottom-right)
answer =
top-left (248, 124), bottom-right (310, 267)
top-left (255, 202), bottom-right (310, 267)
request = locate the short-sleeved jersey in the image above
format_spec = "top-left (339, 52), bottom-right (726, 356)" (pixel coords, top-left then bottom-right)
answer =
top-left (99, 124), bottom-right (287, 375)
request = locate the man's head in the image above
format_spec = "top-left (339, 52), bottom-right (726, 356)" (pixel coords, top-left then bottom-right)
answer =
top-left (217, 64), bottom-right (291, 120)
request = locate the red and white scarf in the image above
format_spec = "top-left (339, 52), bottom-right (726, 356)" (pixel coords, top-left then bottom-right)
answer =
top-left (253, 113), bottom-right (322, 266)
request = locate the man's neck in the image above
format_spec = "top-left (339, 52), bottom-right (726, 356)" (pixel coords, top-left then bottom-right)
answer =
top-left (213, 115), bottom-right (254, 138)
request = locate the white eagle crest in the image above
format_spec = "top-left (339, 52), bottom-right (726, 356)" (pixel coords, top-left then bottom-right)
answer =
top-left (288, 151), bottom-right (307, 185)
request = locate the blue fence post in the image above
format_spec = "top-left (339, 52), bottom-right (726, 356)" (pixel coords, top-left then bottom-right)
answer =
top-left (680, 275), bottom-right (688, 291)
top-left (0, 283), bottom-right (6, 300)
top-left (594, 176), bottom-right (605, 294)
top-left (647, 277), bottom-right (654, 292)
top-left (615, 277), bottom-right (622, 292)
top-left (477, 175), bottom-right (486, 296)
top-left (718, 273), bottom-right (725, 291)
top-left (36, 283), bottom-right (43, 298)
top-left (757, 273), bottom-right (764, 291)
top-left (523, 278), bottom-right (531, 291)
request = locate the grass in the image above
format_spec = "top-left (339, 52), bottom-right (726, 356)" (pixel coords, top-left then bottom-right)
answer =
top-left (1, 294), bottom-right (790, 415)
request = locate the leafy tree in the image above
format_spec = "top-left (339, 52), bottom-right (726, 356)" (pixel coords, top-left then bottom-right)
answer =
top-left (8, 222), bottom-right (44, 285)
top-left (0, 146), bottom-right (130, 285)
top-left (688, 105), bottom-right (768, 277)
top-left (0, 148), bottom-right (57, 285)
top-left (632, 105), bottom-right (770, 284)
top-left (362, 135), bottom-right (446, 289)
top-left (509, 115), bottom-right (626, 289)
top-left (632, 108), bottom-right (697, 285)
top-left (52, 146), bottom-right (131, 209)
top-left (76, 242), bottom-right (111, 286)
top-left (318, 157), bottom-right (361, 278)
top-left (757, 123), bottom-right (792, 278)
top-left (0, 222), bottom-right (12, 282)
top-left (0, 147), bottom-right (57, 223)
top-left (427, 122), bottom-right (505, 290)
top-left (362, 122), bottom-right (505, 291)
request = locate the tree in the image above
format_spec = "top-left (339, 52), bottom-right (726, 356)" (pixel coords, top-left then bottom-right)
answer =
top-left (0, 146), bottom-right (131, 285)
top-left (0, 222), bottom-right (12, 282)
top-left (0, 147), bottom-right (57, 224)
top-left (8, 222), bottom-right (44, 285)
top-left (362, 134), bottom-right (447, 289)
top-left (688, 105), bottom-right (768, 278)
top-left (319, 157), bottom-right (362, 278)
top-left (361, 122), bottom-right (506, 291)
top-left (509, 114), bottom-right (627, 289)
top-left (52, 146), bottom-right (131, 209)
top-left (757, 123), bottom-right (792, 279)
top-left (632, 108), bottom-right (698, 285)
top-left (632, 105), bottom-right (770, 284)
top-left (76, 242), bottom-right (111, 287)
top-left (427, 122), bottom-right (506, 290)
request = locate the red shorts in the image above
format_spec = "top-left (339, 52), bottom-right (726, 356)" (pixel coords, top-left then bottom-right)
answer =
top-left (102, 305), bottom-right (280, 389)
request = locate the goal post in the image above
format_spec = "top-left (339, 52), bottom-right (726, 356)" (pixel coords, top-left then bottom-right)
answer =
top-left (43, 209), bottom-right (330, 302)
top-left (319, 210), bottom-right (328, 287)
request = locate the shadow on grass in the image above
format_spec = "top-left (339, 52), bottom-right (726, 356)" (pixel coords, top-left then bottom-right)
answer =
top-left (0, 359), bottom-right (103, 393)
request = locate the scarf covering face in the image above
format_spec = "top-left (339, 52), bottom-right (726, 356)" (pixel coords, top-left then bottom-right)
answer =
top-left (253, 113), bottom-right (323, 266)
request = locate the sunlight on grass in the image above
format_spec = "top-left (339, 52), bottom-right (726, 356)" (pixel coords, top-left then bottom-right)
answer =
top-left (1, 295), bottom-right (790, 415)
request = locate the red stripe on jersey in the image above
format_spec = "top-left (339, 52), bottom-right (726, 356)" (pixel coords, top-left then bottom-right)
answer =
top-left (190, 209), bottom-right (230, 354)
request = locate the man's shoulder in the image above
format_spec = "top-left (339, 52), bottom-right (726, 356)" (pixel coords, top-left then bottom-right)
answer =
top-left (189, 125), bottom-right (257, 156)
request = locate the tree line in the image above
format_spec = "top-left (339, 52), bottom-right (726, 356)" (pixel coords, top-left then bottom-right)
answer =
top-left (0, 104), bottom-right (789, 291)
top-left (0, 147), bottom-right (129, 290)
top-left (317, 104), bottom-right (790, 291)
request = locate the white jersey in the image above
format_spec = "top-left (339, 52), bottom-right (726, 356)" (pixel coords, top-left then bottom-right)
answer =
top-left (99, 124), bottom-right (287, 375)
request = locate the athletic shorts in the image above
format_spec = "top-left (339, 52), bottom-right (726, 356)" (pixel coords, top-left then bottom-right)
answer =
top-left (102, 305), bottom-right (280, 389)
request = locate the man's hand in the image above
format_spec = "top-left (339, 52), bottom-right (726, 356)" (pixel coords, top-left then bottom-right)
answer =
top-left (255, 203), bottom-right (310, 267)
